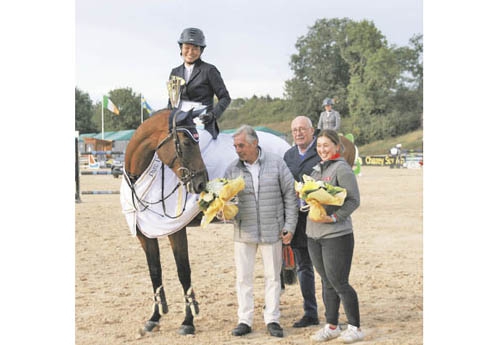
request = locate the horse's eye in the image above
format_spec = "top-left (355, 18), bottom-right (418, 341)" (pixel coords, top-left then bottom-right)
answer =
top-left (183, 139), bottom-right (194, 146)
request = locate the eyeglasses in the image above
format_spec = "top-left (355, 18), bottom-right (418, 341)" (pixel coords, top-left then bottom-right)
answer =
top-left (292, 127), bottom-right (311, 134)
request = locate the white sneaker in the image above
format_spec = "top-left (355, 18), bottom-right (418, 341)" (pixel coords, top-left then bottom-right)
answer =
top-left (310, 324), bottom-right (341, 342)
top-left (340, 324), bottom-right (364, 343)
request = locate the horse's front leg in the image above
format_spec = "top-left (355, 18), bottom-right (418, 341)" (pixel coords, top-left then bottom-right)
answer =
top-left (169, 227), bottom-right (199, 335)
top-left (137, 228), bottom-right (168, 336)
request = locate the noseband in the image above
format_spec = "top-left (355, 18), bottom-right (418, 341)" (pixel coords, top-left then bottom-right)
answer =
top-left (155, 110), bottom-right (206, 186)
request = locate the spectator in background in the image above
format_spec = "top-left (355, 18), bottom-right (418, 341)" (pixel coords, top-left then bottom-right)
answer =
top-left (317, 98), bottom-right (341, 132)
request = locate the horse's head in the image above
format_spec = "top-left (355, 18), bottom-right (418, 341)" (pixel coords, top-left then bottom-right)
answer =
top-left (155, 108), bottom-right (209, 194)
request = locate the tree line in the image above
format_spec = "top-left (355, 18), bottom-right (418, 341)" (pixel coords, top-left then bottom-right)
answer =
top-left (76, 18), bottom-right (422, 146)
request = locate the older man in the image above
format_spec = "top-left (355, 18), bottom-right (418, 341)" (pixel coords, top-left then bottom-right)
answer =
top-left (225, 125), bottom-right (298, 338)
top-left (283, 116), bottom-right (321, 328)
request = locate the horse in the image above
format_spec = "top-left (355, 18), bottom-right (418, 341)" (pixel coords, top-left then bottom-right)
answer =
top-left (339, 135), bottom-right (356, 167)
top-left (121, 107), bottom-right (209, 337)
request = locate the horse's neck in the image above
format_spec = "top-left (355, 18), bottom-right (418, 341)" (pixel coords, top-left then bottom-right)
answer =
top-left (125, 114), bottom-right (170, 179)
top-left (125, 138), bottom-right (157, 180)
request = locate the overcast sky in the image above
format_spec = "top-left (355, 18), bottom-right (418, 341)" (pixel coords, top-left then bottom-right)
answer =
top-left (76, 0), bottom-right (423, 110)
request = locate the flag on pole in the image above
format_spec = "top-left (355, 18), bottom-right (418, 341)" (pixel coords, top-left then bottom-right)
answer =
top-left (141, 96), bottom-right (154, 115)
top-left (103, 95), bottom-right (119, 115)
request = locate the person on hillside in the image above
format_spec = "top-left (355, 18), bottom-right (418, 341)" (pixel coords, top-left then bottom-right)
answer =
top-left (283, 116), bottom-right (321, 328)
top-left (317, 98), bottom-right (341, 132)
top-left (168, 27), bottom-right (231, 139)
top-left (307, 129), bottom-right (364, 343)
top-left (225, 125), bottom-right (298, 338)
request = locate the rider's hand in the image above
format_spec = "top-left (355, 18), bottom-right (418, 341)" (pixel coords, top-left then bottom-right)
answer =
top-left (200, 112), bottom-right (215, 124)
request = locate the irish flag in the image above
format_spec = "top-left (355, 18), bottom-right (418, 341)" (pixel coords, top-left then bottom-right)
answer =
top-left (103, 95), bottom-right (119, 115)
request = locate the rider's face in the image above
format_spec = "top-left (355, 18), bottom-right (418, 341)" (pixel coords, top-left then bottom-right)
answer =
top-left (181, 44), bottom-right (201, 65)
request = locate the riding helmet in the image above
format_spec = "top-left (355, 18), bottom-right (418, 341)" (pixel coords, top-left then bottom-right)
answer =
top-left (178, 28), bottom-right (206, 48)
top-left (322, 98), bottom-right (334, 107)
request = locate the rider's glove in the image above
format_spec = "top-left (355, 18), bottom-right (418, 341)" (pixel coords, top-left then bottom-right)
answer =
top-left (200, 112), bottom-right (215, 124)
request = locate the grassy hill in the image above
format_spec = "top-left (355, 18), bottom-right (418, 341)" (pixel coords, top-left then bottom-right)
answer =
top-left (221, 118), bottom-right (423, 156)
top-left (357, 129), bottom-right (423, 155)
top-left (260, 125), bottom-right (423, 156)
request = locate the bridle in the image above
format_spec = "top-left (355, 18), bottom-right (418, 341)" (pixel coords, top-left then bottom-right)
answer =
top-left (155, 109), bottom-right (207, 186)
top-left (125, 109), bottom-right (207, 218)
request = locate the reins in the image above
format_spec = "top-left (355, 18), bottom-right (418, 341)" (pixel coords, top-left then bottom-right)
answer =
top-left (124, 110), bottom-right (205, 219)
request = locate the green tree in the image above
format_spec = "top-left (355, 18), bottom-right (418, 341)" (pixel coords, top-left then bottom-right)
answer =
top-left (285, 18), bottom-right (351, 123)
top-left (75, 87), bottom-right (97, 133)
top-left (396, 34), bottom-right (423, 92)
top-left (285, 18), bottom-right (422, 145)
top-left (219, 96), bottom-right (295, 130)
top-left (92, 87), bottom-right (144, 132)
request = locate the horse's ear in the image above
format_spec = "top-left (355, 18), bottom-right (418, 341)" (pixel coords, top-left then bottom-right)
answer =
top-left (169, 109), bottom-right (191, 131)
top-left (175, 110), bottom-right (191, 124)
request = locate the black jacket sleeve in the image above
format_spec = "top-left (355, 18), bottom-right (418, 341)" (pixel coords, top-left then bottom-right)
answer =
top-left (168, 59), bottom-right (231, 119)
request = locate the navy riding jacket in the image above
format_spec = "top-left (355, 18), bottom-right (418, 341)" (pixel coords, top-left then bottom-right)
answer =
top-left (168, 59), bottom-right (231, 119)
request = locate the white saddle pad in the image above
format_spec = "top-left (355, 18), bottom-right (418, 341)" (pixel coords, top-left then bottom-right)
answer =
top-left (120, 129), bottom-right (290, 238)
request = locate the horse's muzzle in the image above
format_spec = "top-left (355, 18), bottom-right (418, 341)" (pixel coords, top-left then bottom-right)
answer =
top-left (181, 168), bottom-right (209, 194)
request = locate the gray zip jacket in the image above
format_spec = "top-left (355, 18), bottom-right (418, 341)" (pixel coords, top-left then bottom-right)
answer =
top-left (224, 149), bottom-right (298, 243)
top-left (306, 157), bottom-right (360, 239)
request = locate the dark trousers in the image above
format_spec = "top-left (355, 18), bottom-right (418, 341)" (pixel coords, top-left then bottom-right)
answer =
top-left (293, 246), bottom-right (318, 319)
top-left (307, 233), bottom-right (360, 327)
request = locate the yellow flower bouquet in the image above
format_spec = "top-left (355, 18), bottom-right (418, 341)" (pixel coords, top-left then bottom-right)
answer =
top-left (295, 174), bottom-right (347, 221)
top-left (198, 176), bottom-right (245, 229)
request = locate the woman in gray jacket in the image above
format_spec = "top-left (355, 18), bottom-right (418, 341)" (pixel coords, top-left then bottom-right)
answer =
top-left (306, 129), bottom-right (364, 344)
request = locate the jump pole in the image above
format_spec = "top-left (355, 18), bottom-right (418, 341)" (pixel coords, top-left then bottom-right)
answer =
top-left (75, 133), bottom-right (81, 203)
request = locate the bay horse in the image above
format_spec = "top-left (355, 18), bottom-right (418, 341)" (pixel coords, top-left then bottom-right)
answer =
top-left (122, 107), bottom-right (208, 337)
top-left (339, 135), bottom-right (356, 167)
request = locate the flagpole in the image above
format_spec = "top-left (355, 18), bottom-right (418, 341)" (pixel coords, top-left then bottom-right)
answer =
top-left (101, 98), bottom-right (104, 140)
top-left (141, 93), bottom-right (144, 123)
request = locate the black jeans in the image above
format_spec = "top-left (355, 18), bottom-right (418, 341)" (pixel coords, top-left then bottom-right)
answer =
top-left (307, 233), bottom-right (360, 327)
top-left (293, 246), bottom-right (318, 319)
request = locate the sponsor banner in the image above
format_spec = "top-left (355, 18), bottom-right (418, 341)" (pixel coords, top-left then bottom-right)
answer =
top-left (360, 154), bottom-right (423, 167)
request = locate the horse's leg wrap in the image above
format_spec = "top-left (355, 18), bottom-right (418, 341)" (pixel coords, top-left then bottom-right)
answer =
top-left (152, 285), bottom-right (168, 316)
top-left (138, 286), bottom-right (167, 338)
top-left (184, 286), bottom-right (199, 316)
top-left (177, 286), bottom-right (198, 335)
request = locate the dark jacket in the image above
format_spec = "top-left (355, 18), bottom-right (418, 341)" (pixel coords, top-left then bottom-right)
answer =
top-left (283, 138), bottom-right (321, 248)
top-left (169, 59), bottom-right (231, 119)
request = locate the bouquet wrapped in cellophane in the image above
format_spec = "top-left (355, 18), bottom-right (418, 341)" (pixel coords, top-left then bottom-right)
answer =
top-left (295, 174), bottom-right (347, 221)
top-left (198, 176), bottom-right (245, 229)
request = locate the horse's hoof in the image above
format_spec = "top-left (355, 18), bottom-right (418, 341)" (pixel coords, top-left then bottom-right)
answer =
top-left (137, 321), bottom-right (160, 338)
top-left (177, 324), bottom-right (195, 335)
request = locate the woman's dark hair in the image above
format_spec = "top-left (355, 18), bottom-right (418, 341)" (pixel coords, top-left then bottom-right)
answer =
top-left (317, 129), bottom-right (340, 145)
